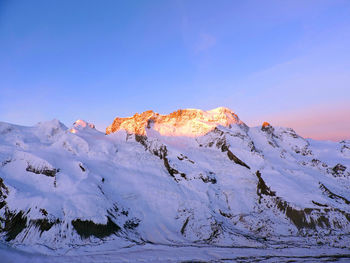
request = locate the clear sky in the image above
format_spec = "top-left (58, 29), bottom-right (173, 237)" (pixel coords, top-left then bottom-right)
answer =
top-left (0, 0), bottom-right (349, 141)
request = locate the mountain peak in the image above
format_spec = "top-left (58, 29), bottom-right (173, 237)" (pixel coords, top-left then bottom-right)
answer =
top-left (261, 121), bottom-right (274, 133)
top-left (106, 107), bottom-right (246, 137)
top-left (262, 121), bottom-right (271, 128)
top-left (69, 119), bottom-right (95, 134)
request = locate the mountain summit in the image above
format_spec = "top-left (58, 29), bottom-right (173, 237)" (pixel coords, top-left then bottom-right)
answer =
top-left (69, 119), bottom-right (96, 134)
top-left (106, 107), bottom-right (246, 137)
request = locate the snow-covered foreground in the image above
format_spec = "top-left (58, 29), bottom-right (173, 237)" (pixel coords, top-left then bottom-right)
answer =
top-left (1, 243), bottom-right (350, 263)
top-left (0, 107), bottom-right (349, 261)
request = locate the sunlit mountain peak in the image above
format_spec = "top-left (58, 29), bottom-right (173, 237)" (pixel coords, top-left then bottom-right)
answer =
top-left (69, 119), bottom-right (95, 133)
top-left (106, 107), bottom-right (247, 137)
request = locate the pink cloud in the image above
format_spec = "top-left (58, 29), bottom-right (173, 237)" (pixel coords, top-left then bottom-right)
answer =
top-left (255, 102), bottom-right (350, 141)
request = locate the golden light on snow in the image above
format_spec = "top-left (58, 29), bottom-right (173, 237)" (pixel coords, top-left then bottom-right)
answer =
top-left (106, 107), bottom-right (247, 137)
top-left (70, 128), bottom-right (77, 134)
top-left (262, 122), bottom-right (271, 129)
top-left (74, 119), bottom-right (87, 128)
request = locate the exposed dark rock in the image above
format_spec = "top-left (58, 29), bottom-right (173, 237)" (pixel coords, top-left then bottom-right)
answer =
top-left (268, 141), bottom-right (277, 148)
top-left (310, 159), bottom-right (328, 168)
top-left (1, 159), bottom-right (11, 167)
top-left (177, 154), bottom-right (195, 164)
top-left (164, 157), bottom-right (187, 181)
top-left (150, 143), bottom-right (187, 181)
top-left (97, 185), bottom-right (105, 196)
top-left (261, 122), bottom-right (274, 134)
top-left (39, 208), bottom-right (48, 216)
top-left (317, 215), bottom-right (330, 228)
top-left (332, 164), bottom-right (347, 177)
top-left (340, 142), bottom-right (350, 154)
top-left (256, 171), bottom-right (344, 230)
top-left (319, 183), bottom-right (350, 205)
top-left (123, 218), bottom-right (140, 230)
top-left (283, 128), bottom-right (299, 139)
top-left (248, 141), bottom-right (259, 153)
top-left (221, 144), bottom-right (250, 169)
top-left (312, 201), bottom-right (328, 207)
top-left (212, 127), bottom-right (224, 136)
top-left (107, 204), bottom-right (119, 219)
top-left (163, 156), bottom-right (178, 179)
top-left (256, 171), bottom-right (275, 202)
top-left (134, 134), bottom-right (148, 148)
top-left (71, 217), bottom-right (120, 239)
top-left (32, 218), bottom-right (60, 235)
top-left (199, 172), bottom-right (217, 184)
top-left (230, 132), bottom-right (246, 140)
top-left (2, 210), bottom-right (27, 241)
top-left (79, 163), bottom-right (86, 172)
top-left (219, 209), bottom-right (232, 219)
top-left (311, 159), bottom-right (320, 165)
top-left (0, 201), bottom-right (6, 209)
top-left (293, 145), bottom-right (312, 156)
top-left (215, 138), bottom-right (226, 149)
top-left (276, 199), bottom-right (317, 230)
top-left (204, 221), bottom-right (222, 243)
top-left (121, 210), bottom-right (128, 216)
top-left (180, 217), bottom-right (190, 235)
top-left (151, 144), bottom-right (166, 158)
top-left (132, 135), bottom-right (186, 181)
top-left (0, 177), bottom-right (9, 198)
top-left (26, 165), bottom-right (59, 177)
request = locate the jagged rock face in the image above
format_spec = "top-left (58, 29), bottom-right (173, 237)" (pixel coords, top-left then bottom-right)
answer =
top-left (106, 107), bottom-right (246, 137)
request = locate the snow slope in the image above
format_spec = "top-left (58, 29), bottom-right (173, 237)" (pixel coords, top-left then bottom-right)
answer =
top-left (0, 108), bottom-right (350, 259)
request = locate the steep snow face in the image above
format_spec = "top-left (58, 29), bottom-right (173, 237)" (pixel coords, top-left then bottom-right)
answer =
top-left (106, 107), bottom-right (247, 137)
top-left (0, 109), bottom-right (350, 254)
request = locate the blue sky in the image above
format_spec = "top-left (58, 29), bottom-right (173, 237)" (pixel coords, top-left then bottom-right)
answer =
top-left (0, 0), bottom-right (349, 140)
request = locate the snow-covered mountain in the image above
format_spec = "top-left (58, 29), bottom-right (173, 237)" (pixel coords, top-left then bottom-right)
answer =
top-left (0, 107), bottom-right (350, 254)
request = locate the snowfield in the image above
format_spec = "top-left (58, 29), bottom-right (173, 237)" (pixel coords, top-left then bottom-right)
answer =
top-left (1, 242), bottom-right (350, 263)
top-left (0, 107), bottom-right (349, 262)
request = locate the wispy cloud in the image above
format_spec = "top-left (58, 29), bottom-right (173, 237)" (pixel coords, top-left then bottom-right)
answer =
top-left (195, 33), bottom-right (216, 53)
